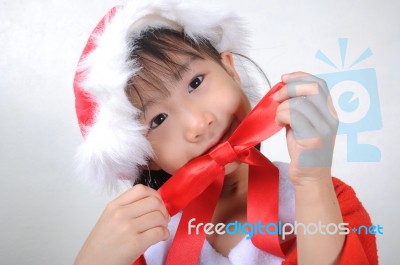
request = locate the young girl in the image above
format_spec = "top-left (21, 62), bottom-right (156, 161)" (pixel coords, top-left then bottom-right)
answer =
top-left (73, 1), bottom-right (378, 264)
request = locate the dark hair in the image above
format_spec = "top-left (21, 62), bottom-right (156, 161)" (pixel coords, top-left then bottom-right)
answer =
top-left (125, 28), bottom-right (267, 190)
top-left (125, 28), bottom-right (224, 115)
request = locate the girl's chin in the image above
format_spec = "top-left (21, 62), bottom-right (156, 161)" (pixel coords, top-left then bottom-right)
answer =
top-left (165, 161), bottom-right (242, 178)
top-left (224, 161), bottom-right (242, 176)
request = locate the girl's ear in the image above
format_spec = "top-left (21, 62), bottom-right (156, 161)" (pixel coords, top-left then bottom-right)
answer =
top-left (220, 52), bottom-right (241, 83)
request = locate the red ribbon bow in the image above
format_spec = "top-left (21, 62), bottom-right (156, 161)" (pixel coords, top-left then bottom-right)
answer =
top-left (135, 82), bottom-right (294, 265)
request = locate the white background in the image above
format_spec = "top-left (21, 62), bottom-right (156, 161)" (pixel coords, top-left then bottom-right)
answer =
top-left (1, 0), bottom-right (399, 264)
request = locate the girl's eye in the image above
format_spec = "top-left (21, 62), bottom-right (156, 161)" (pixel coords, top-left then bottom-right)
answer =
top-left (150, 113), bottom-right (168, 129)
top-left (188, 75), bottom-right (204, 93)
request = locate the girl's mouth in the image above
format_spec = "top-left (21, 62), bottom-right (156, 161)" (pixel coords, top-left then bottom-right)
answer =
top-left (202, 122), bottom-right (234, 155)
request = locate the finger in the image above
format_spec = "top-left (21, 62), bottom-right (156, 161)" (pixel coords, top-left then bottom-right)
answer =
top-left (275, 100), bottom-right (290, 127)
top-left (275, 99), bottom-right (319, 140)
top-left (285, 74), bottom-right (338, 130)
top-left (274, 79), bottom-right (337, 130)
top-left (281, 71), bottom-right (311, 82)
top-left (288, 101), bottom-right (335, 168)
top-left (303, 93), bottom-right (338, 131)
top-left (114, 184), bottom-right (162, 206)
top-left (288, 97), bottom-right (334, 139)
top-left (122, 195), bottom-right (169, 220)
top-left (275, 74), bottom-right (329, 102)
top-left (139, 226), bottom-right (170, 247)
top-left (282, 72), bottom-right (328, 93)
top-left (274, 82), bottom-right (320, 103)
top-left (134, 211), bottom-right (170, 234)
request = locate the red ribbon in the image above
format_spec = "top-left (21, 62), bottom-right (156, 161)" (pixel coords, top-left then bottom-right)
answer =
top-left (134, 82), bottom-right (295, 265)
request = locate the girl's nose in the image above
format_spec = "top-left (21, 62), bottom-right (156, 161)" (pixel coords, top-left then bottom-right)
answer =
top-left (184, 110), bottom-right (216, 143)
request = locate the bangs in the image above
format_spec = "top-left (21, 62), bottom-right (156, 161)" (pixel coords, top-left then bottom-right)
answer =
top-left (125, 29), bottom-right (222, 115)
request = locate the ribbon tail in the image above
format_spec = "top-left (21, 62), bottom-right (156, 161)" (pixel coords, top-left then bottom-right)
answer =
top-left (165, 168), bottom-right (225, 265)
top-left (246, 149), bottom-right (295, 258)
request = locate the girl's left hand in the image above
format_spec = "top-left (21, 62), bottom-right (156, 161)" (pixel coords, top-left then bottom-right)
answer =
top-left (274, 72), bottom-right (338, 186)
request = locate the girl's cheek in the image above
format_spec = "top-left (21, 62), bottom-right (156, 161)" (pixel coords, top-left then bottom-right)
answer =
top-left (209, 84), bottom-right (237, 110)
top-left (221, 88), bottom-right (244, 115)
top-left (148, 126), bottom-right (189, 174)
top-left (155, 145), bottom-right (188, 175)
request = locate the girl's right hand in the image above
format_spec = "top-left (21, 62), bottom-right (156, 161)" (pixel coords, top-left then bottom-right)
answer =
top-left (74, 184), bottom-right (170, 265)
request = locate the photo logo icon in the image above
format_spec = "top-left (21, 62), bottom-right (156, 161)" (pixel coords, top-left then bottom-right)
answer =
top-left (316, 38), bottom-right (382, 162)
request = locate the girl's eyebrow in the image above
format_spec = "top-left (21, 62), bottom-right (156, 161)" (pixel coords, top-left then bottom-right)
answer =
top-left (141, 56), bottom-right (201, 113)
top-left (171, 56), bottom-right (201, 82)
top-left (141, 96), bottom-right (165, 113)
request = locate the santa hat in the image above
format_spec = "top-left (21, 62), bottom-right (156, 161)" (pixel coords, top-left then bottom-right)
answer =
top-left (73, 0), bottom-right (262, 191)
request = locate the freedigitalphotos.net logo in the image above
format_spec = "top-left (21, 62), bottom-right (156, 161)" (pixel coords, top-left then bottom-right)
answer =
top-left (187, 218), bottom-right (383, 240)
top-left (315, 38), bottom-right (382, 162)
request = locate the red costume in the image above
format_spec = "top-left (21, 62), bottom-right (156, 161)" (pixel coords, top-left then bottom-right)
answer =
top-left (132, 165), bottom-right (378, 265)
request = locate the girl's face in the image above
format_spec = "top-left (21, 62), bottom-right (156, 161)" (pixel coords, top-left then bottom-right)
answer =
top-left (140, 52), bottom-right (251, 175)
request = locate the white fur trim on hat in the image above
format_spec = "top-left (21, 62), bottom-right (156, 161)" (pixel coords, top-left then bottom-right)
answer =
top-left (73, 0), bottom-right (260, 192)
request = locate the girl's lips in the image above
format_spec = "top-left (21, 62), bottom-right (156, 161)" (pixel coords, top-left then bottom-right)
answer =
top-left (202, 122), bottom-right (233, 155)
